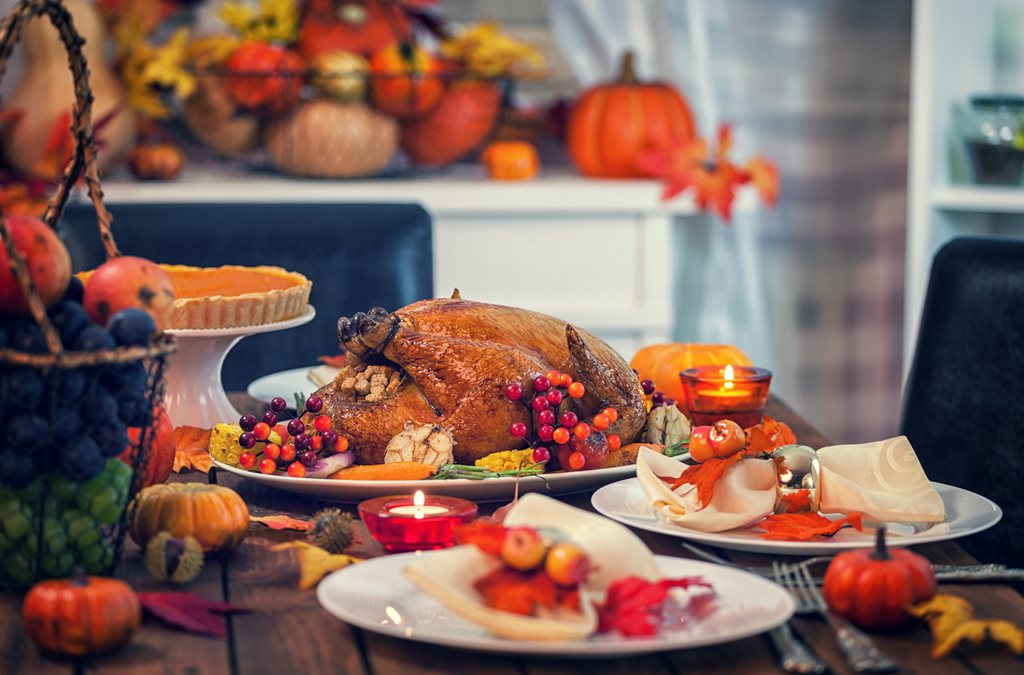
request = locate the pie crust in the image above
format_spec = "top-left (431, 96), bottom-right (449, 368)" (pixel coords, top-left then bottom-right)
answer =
top-left (160, 264), bottom-right (312, 330)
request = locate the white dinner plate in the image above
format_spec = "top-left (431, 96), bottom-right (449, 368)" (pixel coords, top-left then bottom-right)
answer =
top-left (591, 478), bottom-right (1003, 555)
top-left (247, 366), bottom-right (320, 404)
top-left (317, 552), bottom-right (793, 657)
top-left (213, 459), bottom-right (640, 502)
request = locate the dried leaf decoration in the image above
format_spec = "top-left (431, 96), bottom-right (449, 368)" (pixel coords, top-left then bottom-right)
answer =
top-left (661, 452), bottom-right (747, 508)
top-left (440, 21), bottom-right (546, 78)
top-left (272, 541), bottom-right (360, 590)
top-left (744, 416), bottom-right (797, 455)
top-left (174, 426), bottom-right (213, 473)
top-left (138, 592), bottom-right (250, 638)
top-left (756, 512), bottom-right (863, 541)
top-left (219, 0), bottom-right (298, 44)
top-left (251, 515), bottom-right (312, 531)
top-left (778, 489), bottom-right (812, 513)
top-left (596, 576), bottom-right (714, 637)
top-left (908, 594), bottom-right (1024, 659)
top-left (318, 353), bottom-right (348, 368)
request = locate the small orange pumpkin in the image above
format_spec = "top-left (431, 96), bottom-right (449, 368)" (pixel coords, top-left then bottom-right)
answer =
top-left (369, 43), bottom-right (444, 118)
top-left (482, 141), bottom-right (539, 180)
top-left (224, 41), bottom-right (303, 114)
top-left (127, 142), bottom-right (184, 181)
top-left (630, 343), bottom-right (752, 403)
top-left (23, 576), bottom-right (140, 655)
top-left (129, 483), bottom-right (250, 554)
top-left (823, 526), bottom-right (936, 630)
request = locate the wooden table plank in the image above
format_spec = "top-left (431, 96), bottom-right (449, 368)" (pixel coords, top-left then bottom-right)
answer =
top-left (0, 592), bottom-right (71, 675)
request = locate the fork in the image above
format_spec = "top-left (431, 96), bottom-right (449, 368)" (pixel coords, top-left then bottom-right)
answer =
top-left (773, 561), bottom-right (899, 673)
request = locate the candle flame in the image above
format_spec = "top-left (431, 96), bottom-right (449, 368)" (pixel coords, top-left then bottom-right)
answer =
top-left (413, 490), bottom-right (425, 507)
top-left (724, 364), bottom-right (735, 390)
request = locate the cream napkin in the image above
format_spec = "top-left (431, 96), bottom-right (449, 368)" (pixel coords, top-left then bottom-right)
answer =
top-left (635, 447), bottom-right (777, 532)
top-left (817, 435), bottom-right (945, 523)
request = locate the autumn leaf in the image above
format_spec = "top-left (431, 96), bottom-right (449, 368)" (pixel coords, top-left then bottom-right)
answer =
top-left (659, 452), bottom-right (748, 508)
top-left (219, 0), bottom-right (298, 44)
top-left (778, 489), bottom-right (812, 513)
top-left (756, 512), bottom-right (863, 541)
top-left (174, 425), bottom-right (212, 473)
top-left (318, 353), bottom-right (348, 368)
top-left (934, 619), bottom-right (1024, 658)
top-left (440, 21), bottom-right (545, 78)
top-left (138, 592), bottom-right (250, 638)
top-left (597, 575), bottom-right (714, 637)
top-left (745, 156), bottom-right (780, 206)
top-left (272, 541), bottom-right (360, 589)
top-left (908, 594), bottom-right (974, 643)
top-left (251, 515), bottom-right (312, 531)
top-left (744, 416), bottom-right (797, 455)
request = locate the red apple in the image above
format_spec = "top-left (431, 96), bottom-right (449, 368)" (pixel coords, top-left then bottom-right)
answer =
top-left (0, 215), bottom-right (71, 315)
top-left (544, 542), bottom-right (590, 587)
top-left (499, 527), bottom-right (547, 571)
top-left (83, 256), bottom-right (175, 331)
top-left (120, 405), bottom-right (175, 487)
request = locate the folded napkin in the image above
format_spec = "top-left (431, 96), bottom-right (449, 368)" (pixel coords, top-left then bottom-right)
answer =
top-left (817, 435), bottom-right (946, 523)
top-left (636, 447), bottom-right (777, 532)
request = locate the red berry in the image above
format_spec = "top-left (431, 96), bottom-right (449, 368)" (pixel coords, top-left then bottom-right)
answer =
top-left (602, 407), bottom-right (619, 423)
top-left (607, 434), bottom-right (622, 450)
top-left (559, 373), bottom-right (573, 387)
top-left (253, 422), bottom-right (271, 441)
top-left (560, 411), bottom-right (578, 428)
top-left (287, 462), bottom-right (306, 478)
top-left (531, 395), bottom-right (550, 412)
top-left (546, 390), bottom-right (563, 406)
top-left (640, 379), bottom-right (656, 395)
top-left (262, 410), bottom-right (278, 427)
top-left (533, 375), bottom-right (551, 392)
top-left (335, 435), bottom-right (350, 452)
top-left (552, 427), bottom-right (570, 445)
top-left (545, 370), bottom-right (561, 384)
top-left (314, 415), bottom-right (332, 433)
top-left (537, 409), bottom-right (556, 425)
top-left (574, 423), bottom-right (591, 440)
top-left (305, 395), bottom-right (324, 413)
top-left (537, 424), bottom-right (554, 442)
top-left (532, 446), bottom-right (550, 463)
top-left (263, 442), bottom-right (281, 460)
top-left (239, 452), bottom-right (257, 469)
top-left (270, 397), bottom-right (288, 412)
top-left (238, 414), bottom-right (258, 431)
top-left (280, 443), bottom-right (297, 462)
top-left (258, 457), bottom-right (277, 474)
top-left (592, 413), bottom-right (610, 430)
top-left (504, 383), bottom-right (523, 401)
top-left (568, 452), bottom-right (586, 470)
top-left (568, 382), bottom-right (585, 399)
top-left (238, 431), bottom-right (256, 449)
top-left (310, 435), bottom-right (323, 451)
top-left (509, 422), bottom-right (527, 438)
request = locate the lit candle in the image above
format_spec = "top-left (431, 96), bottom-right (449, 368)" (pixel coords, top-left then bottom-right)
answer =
top-left (680, 364), bottom-right (772, 427)
top-left (699, 365), bottom-right (754, 399)
top-left (358, 492), bottom-right (478, 553)
top-left (388, 490), bottom-right (450, 518)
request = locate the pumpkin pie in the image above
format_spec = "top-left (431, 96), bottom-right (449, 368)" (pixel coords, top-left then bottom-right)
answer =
top-left (160, 264), bottom-right (312, 330)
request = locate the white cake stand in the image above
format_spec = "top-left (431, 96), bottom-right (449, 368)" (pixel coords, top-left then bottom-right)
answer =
top-left (163, 306), bottom-right (316, 428)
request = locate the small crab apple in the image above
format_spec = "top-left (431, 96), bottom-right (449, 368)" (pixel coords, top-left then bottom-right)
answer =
top-left (500, 527), bottom-right (547, 571)
top-left (545, 542), bottom-right (590, 586)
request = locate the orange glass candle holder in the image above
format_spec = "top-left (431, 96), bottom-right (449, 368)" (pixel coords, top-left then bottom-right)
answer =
top-left (680, 365), bottom-right (772, 428)
top-left (359, 491), bottom-right (478, 553)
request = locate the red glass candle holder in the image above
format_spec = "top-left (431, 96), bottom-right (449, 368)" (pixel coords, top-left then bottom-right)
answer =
top-left (358, 493), bottom-right (478, 553)
top-left (680, 366), bottom-right (772, 428)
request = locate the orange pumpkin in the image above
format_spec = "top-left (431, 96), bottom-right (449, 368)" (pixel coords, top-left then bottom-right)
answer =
top-left (567, 51), bottom-right (695, 177)
top-left (23, 576), bottom-right (140, 655)
top-left (298, 0), bottom-right (411, 60)
top-left (630, 343), bottom-right (752, 403)
top-left (400, 80), bottom-right (501, 166)
top-left (129, 483), bottom-right (250, 554)
top-left (369, 43), bottom-right (444, 118)
top-left (127, 141), bottom-right (184, 181)
top-left (224, 41), bottom-right (303, 114)
top-left (482, 141), bottom-right (539, 180)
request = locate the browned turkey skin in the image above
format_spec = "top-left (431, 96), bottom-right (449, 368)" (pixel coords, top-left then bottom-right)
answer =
top-left (312, 298), bottom-right (646, 465)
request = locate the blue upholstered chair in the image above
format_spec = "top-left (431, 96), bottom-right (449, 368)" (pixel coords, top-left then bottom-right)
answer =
top-left (901, 236), bottom-right (1024, 566)
top-left (60, 202), bottom-right (434, 391)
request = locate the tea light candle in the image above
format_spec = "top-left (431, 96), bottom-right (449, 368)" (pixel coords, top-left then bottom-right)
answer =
top-left (359, 491), bottom-right (478, 553)
top-left (680, 364), bottom-right (772, 427)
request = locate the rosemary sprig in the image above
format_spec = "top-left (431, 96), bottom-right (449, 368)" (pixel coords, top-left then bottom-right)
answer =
top-left (431, 463), bottom-right (545, 481)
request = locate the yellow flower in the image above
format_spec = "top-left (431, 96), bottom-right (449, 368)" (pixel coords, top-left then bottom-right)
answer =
top-left (219, 0), bottom-right (298, 44)
top-left (441, 21), bottom-right (545, 79)
top-left (121, 28), bottom-right (196, 119)
top-left (187, 34), bottom-right (241, 68)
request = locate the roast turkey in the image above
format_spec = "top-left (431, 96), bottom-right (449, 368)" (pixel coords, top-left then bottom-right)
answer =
top-left (312, 297), bottom-right (646, 465)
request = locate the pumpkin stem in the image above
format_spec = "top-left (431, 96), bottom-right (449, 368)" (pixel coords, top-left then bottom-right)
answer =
top-left (618, 51), bottom-right (638, 84)
top-left (872, 525), bottom-right (890, 560)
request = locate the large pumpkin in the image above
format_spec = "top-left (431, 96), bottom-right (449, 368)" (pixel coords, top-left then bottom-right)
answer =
top-left (630, 343), bottom-right (752, 403)
top-left (567, 52), bottom-right (695, 177)
top-left (298, 0), bottom-right (411, 60)
top-left (23, 576), bottom-right (140, 656)
top-left (400, 80), bottom-right (502, 166)
top-left (129, 483), bottom-right (249, 554)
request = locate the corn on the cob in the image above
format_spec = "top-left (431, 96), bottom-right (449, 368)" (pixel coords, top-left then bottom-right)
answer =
top-left (474, 448), bottom-right (538, 472)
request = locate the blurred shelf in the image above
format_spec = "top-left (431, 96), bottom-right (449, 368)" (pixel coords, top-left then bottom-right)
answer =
top-left (931, 184), bottom-right (1024, 213)
top-left (87, 163), bottom-right (759, 217)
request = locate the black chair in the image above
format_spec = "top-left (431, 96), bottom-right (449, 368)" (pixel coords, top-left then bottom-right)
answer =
top-left (60, 202), bottom-right (433, 391)
top-left (901, 236), bottom-right (1024, 566)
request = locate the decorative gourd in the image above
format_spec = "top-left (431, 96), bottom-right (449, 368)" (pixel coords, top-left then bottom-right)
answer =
top-left (127, 142), bottom-right (184, 181)
top-left (566, 51), bottom-right (695, 178)
top-left (400, 80), bottom-right (501, 166)
top-left (1, 0), bottom-right (135, 180)
top-left (183, 74), bottom-right (261, 156)
top-left (298, 0), bottom-right (411, 60)
top-left (311, 50), bottom-right (369, 102)
top-left (224, 42), bottom-right (303, 114)
top-left (265, 100), bottom-right (397, 178)
top-left (482, 141), bottom-right (540, 180)
top-left (22, 575), bottom-right (140, 655)
top-left (630, 343), bottom-right (752, 403)
top-left (129, 483), bottom-right (250, 554)
top-left (823, 526), bottom-right (937, 630)
top-left (369, 43), bottom-right (444, 118)
top-left (0, 215), bottom-right (71, 315)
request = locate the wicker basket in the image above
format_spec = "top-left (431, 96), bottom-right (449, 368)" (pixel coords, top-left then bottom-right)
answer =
top-left (0, 0), bottom-right (176, 584)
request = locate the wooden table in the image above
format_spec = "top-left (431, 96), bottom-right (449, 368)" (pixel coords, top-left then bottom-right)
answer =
top-left (2, 398), bottom-right (1021, 674)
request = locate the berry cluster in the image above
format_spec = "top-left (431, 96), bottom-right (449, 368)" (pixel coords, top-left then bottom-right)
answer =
top-left (640, 378), bottom-right (677, 409)
top-left (236, 395), bottom-right (349, 478)
top-left (503, 370), bottom-right (621, 472)
top-left (0, 277), bottom-right (157, 487)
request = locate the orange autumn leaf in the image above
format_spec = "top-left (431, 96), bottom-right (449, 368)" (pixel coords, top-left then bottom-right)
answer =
top-left (778, 489), bottom-right (812, 513)
top-left (251, 515), bottom-right (312, 531)
top-left (744, 416), bottom-right (797, 455)
top-left (174, 425), bottom-right (212, 473)
top-left (318, 353), bottom-right (347, 368)
top-left (660, 449), bottom-right (754, 509)
top-left (756, 512), bottom-right (863, 541)
top-left (744, 156), bottom-right (780, 206)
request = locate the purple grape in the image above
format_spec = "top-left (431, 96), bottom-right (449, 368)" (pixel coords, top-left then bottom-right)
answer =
top-left (305, 395), bottom-right (323, 413)
top-left (651, 391), bottom-right (666, 406)
top-left (663, 398), bottom-right (676, 408)
top-left (239, 414), bottom-right (258, 432)
top-left (640, 379), bottom-right (656, 395)
top-left (320, 430), bottom-right (338, 450)
top-left (270, 396), bottom-right (288, 412)
top-left (300, 450), bottom-right (319, 468)
top-left (286, 418), bottom-right (305, 436)
top-left (262, 410), bottom-right (278, 427)
top-left (238, 431), bottom-right (256, 449)
top-left (294, 433), bottom-right (310, 450)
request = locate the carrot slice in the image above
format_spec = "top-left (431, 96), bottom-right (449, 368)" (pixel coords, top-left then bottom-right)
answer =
top-left (328, 462), bottom-right (437, 481)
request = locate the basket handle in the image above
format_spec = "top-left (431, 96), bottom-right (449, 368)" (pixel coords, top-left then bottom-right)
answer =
top-left (0, 0), bottom-right (121, 355)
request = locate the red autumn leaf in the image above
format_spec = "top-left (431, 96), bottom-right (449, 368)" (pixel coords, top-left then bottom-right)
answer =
top-left (756, 512), bottom-right (864, 541)
top-left (138, 592), bottom-right (250, 638)
top-left (251, 514), bottom-right (311, 531)
top-left (778, 489), bottom-right (812, 514)
top-left (659, 446), bottom-right (764, 509)
top-left (318, 353), bottom-right (347, 368)
top-left (597, 576), bottom-right (713, 637)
